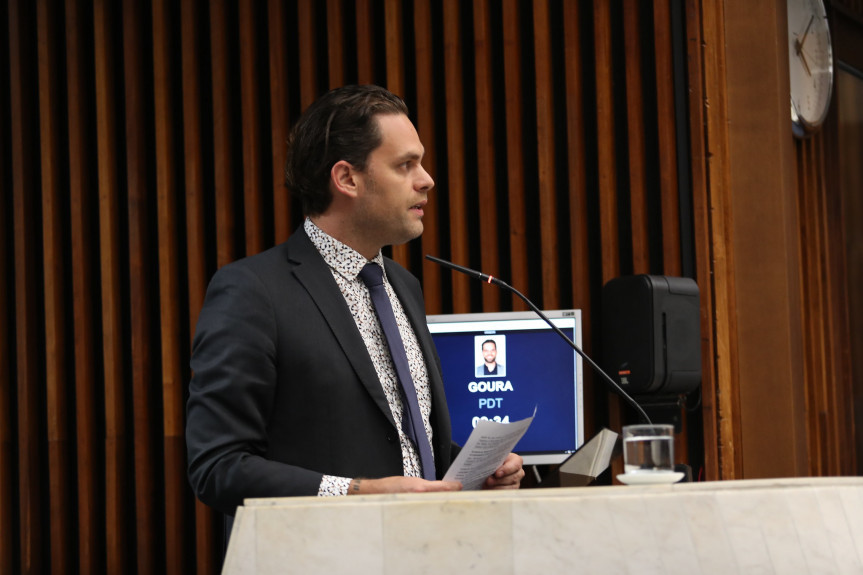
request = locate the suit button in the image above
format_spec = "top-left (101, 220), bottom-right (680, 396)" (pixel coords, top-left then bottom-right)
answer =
top-left (386, 434), bottom-right (394, 443)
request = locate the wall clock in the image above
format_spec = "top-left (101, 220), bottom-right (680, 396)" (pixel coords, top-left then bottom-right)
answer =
top-left (788, 0), bottom-right (834, 138)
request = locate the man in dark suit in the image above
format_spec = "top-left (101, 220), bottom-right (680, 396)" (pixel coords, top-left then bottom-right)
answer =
top-left (186, 85), bottom-right (524, 520)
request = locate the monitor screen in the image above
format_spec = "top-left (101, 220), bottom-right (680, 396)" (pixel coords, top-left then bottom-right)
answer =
top-left (426, 310), bottom-right (584, 465)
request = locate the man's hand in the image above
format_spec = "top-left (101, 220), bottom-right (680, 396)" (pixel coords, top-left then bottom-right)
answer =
top-left (482, 452), bottom-right (524, 490)
top-left (348, 476), bottom-right (462, 495)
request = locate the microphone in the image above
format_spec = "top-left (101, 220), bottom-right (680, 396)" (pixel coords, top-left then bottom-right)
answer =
top-left (425, 254), bottom-right (652, 425)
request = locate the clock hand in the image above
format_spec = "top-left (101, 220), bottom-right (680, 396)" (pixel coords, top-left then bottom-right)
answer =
top-left (799, 47), bottom-right (813, 77)
top-left (800, 15), bottom-right (815, 48)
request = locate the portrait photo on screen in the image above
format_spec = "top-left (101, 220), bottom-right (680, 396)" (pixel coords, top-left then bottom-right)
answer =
top-left (475, 335), bottom-right (506, 377)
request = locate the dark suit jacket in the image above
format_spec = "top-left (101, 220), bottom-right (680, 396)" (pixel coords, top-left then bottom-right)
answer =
top-left (186, 227), bottom-right (456, 516)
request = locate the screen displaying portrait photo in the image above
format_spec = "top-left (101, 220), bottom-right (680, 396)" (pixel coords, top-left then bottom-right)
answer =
top-left (427, 310), bottom-right (584, 465)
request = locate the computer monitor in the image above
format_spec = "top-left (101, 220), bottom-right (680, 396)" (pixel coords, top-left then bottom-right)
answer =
top-left (426, 309), bottom-right (584, 465)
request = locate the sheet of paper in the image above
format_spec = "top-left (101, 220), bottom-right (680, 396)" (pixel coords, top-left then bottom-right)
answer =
top-left (443, 410), bottom-right (535, 490)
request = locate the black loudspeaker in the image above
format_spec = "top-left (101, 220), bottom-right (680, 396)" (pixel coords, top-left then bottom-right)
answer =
top-left (601, 275), bottom-right (701, 395)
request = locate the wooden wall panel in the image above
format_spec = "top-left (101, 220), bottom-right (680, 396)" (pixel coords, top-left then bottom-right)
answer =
top-left (501, 0), bottom-right (529, 310)
top-left (210, 0), bottom-right (239, 267)
top-left (623, 2), bottom-right (650, 274)
top-left (240, 1), bottom-right (266, 256)
top-left (593, 2), bottom-right (619, 285)
top-left (562, 0), bottom-right (595, 436)
top-left (179, 2), bottom-right (219, 570)
top-left (473, 0), bottom-right (500, 312)
top-left (0, 94), bottom-right (13, 573)
top-left (10, 1), bottom-right (44, 572)
top-left (65, 0), bottom-right (102, 571)
top-left (269, 0), bottom-right (294, 244)
top-left (328, 0), bottom-right (346, 87)
top-left (415, 0), bottom-right (443, 313)
top-left (0, 151), bottom-right (12, 575)
top-left (122, 0), bottom-right (159, 570)
top-left (93, 1), bottom-right (131, 570)
top-left (2, 0), bottom-right (857, 572)
top-left (37, 0), bottom-right (73, 572)
top-left (654, 0), bottom-right (682, 277)
top-left (533, 0), bottom-right (560, 310)
top-left (356, 0), bottom-right (375, 84)
top-left (152, 1), bottom-right (188, 572)
top-left (442, 0), bottom-right (470, 312)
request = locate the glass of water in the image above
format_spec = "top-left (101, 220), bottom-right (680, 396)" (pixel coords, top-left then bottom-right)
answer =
top-left (622, 424), bottom-right (675, 474)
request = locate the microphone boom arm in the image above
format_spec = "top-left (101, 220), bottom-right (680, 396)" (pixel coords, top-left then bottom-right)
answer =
top-left (425, 255), bottom-right (652, 425)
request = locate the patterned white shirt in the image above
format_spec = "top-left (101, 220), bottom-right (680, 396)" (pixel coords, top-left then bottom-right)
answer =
top-left (304, 219), bottom-right (434, 496)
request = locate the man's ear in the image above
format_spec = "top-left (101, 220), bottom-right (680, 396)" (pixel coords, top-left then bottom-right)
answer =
top-left (331, 160), bottom-right (359, 198)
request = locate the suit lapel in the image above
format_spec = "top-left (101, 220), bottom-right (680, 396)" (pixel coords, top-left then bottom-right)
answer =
top-left (285, 230), bottom-right (398, 432)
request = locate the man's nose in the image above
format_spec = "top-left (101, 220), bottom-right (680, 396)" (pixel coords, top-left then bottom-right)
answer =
top-left (417, 166), bottom-right (434, 191)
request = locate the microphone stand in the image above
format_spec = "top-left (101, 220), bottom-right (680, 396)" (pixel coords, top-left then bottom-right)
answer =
top-left (425, 255), bottom-right (652, 425)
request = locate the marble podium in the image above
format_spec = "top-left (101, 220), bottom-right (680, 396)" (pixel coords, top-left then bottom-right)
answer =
top-left (223, 476), bottom-right (863, 574)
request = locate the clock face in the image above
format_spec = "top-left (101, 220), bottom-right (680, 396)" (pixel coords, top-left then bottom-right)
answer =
top-left (788, 0), bottom-right (834, 137)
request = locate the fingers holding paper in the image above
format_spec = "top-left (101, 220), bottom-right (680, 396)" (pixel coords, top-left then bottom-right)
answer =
top-left (483, 452), bottom-right (525, 490)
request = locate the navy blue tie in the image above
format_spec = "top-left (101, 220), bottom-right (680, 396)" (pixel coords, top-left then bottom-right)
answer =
top-left (359, 263), bottom-right (436, 480)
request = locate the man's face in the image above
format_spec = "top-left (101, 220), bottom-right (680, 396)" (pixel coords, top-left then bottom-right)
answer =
top-left (353, 114), bottom-right (434, 252)
top-left (482, 342), bottom-right (497, 364)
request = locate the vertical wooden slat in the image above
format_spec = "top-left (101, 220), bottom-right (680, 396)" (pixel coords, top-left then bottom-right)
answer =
top-left (694, 0), bottom-right (743, 481)
top-left (0, 4), bottom-right (11, 549)
top-left (823, 117), bottom-right (856, 475)
top-left (269, 0), bottom-right (293, 243)
top-left (152, 1), bottom-right (187, 572)
top-left (623, 2), bottom-right (650, 274)
top-left (180, 1), bottom-right (217, 570)
top-left (94, 0), bottom-right (130, 568)
top-left (386, 0), bottom-right (409, 266)
top-left (685, 0), bottom-right (717, 480)
top-left (182, 0), bottom-right (209, 338)
top-left (298, 0), bottom-right (318, 110)
top-left (355, 0), bottom-right (375, 84)
top-left (798, 142), bottom-right (821, 474)
top-left (210, 0), bottom-right (238, 267)
top-left (594, 2), bottom-right (619, 284)
top-left (9, 0), bottom-right (44, 571)
top-left (654, 0), bottom-right (682, 277)
top-left (414, 0), bottom-right (442, 312)
top-left (65, 0), bottom-right (101, 570)
top-left (800, 138), bottom-right (834, 475)
top-left (473, 0), bottom-right (500, 312)
top-left (327, 0), bottom-right (345, 88)
top-left (813, 136), bottom-right (837, 474)
top-left (563, 0), bottom-right (594, 435)
top-left (533, 0), bottom-right (559, 309)
top-left (385, 0), bottom-right (404, 96)
top-left (122, 0), bottom-right (157, 571)
top-left (240, 1), bottom-right (265, 256)
top-left (0, 105), bottom-right (13, 573)
top-left (501, 0), bottom-right (528, 310)
top-left (593, 0), bottom-right (623, 460)
top-left (0, 160), bottom-right (11, 575)
top-left (442, 0), bottom-right (470, 311)
top-left (818, 131), bottom-right (849, 475)
top-left (37, 0), bottom-right (72, 571)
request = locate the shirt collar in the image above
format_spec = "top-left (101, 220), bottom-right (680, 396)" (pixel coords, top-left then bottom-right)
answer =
top-left (304, 218), bottom-right (385, 280)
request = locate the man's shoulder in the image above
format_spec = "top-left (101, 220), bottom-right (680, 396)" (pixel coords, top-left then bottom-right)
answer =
top-left (220, 231), bottom-right (314, 272)
top-left (210, 232), bottom-right (323, 292)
